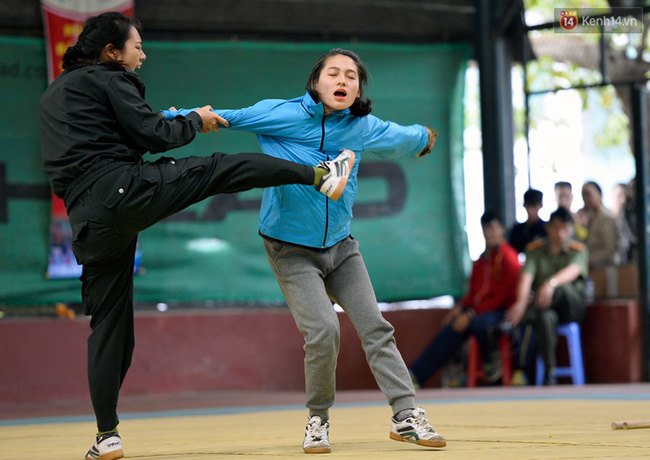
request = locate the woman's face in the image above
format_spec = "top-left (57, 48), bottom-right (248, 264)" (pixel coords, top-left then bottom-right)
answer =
top-left (582, 184), bottom-right (601, 210)
top-left (112, 26), bottom-right (146, 71)
top-left (313, 54), bottom-right (361, 115)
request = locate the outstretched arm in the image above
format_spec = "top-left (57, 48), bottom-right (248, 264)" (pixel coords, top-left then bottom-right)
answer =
top-left (362, 115), bottom-right (437, 159)
top-left (106, 74), bottom-right (223, 153)
top-left (159, 106), bottom-right (228, 133)
top-left (161, 99), bottom-right (299, 137)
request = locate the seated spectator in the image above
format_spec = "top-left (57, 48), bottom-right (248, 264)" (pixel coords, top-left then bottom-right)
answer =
top-left (409, 211), bottom-right (521, 387)
top-left (509, 188), bottom-right (546, 254)
top-left (506, 207), bottom-right (589, 385)
top-left (581, 181), bottom-right (620, 269)
top-left (554, 181), bottom-right (588, 241)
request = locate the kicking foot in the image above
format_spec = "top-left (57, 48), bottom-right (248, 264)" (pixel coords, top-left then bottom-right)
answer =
top-left (315, 149), bottom-right (355, 201)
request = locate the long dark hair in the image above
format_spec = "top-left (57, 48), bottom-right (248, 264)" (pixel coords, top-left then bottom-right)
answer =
top-left (62, 12), bottom-right (142, 71)
top-left (584, 180), bottom-right (603, 196)
top-left (306, 48), bottom-right (372, 117)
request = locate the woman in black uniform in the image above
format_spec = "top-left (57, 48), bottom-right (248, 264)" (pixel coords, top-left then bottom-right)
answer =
top-left (39, 12), bottom-right (351, 460)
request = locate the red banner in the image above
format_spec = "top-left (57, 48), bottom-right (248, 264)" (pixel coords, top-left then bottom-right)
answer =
top-left (41, 0), bottom-right (134, 81)
top-left (41, 0), bottom-right (135, 279)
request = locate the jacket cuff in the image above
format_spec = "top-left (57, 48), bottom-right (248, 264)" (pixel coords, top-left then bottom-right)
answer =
top-left (185, 111), bottom-right (203, 131)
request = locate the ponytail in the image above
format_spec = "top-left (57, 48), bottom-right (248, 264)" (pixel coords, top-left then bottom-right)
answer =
top-left (61, 12), bottom-right (141, 71)
top-left (62, 44), bottom-right (93, 71)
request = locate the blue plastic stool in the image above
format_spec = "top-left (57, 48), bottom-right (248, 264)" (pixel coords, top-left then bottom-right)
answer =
top-left (535, 322), bottom-right (585, 385)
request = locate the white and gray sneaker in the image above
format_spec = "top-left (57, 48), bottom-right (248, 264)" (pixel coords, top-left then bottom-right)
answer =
top-left (390, 407), bottom-right (447, 448)
top-left (303, 415), bottom-right (331, 454)
top-left (85, 432), bottom-right (124, 460)
top-left (315, 149), bottom-right (356, 201)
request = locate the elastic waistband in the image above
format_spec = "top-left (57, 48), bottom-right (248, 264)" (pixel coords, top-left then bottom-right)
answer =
top-left (259, 232), bottom-right (350, 252)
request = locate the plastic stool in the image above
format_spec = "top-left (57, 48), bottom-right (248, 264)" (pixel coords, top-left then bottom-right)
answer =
top-left (535, 322), bottom-right (585, 385)
top-left (467, 334), bottom-right (512, 387)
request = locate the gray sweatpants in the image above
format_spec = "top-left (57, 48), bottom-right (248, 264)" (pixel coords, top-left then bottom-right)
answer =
top-left (263, 236), bottom-right (416, 421)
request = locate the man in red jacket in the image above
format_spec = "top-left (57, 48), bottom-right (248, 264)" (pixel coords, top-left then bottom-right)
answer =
top-left (409, 211), bottom-right (521, 387)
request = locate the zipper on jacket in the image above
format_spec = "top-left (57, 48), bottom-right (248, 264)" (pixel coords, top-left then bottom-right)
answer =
top-left (319, 116), bottom-right (326, 151)
top-left (320, 116), bottom-right (329, 249)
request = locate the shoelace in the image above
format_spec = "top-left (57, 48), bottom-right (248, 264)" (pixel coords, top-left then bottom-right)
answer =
top-left (410, 408), bottom-right (435, 432)
top-left (317, 161), bottom-right (330, 171)
top-left (306, 419), bottom-right (329, 440)
top-left (320, 154), bottom-right (351, 174)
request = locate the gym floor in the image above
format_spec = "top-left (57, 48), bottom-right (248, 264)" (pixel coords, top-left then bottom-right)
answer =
top-left (1, 384), bottom-right (649, 459)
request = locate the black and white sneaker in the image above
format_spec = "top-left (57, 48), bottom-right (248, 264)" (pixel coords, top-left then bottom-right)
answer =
top-left (390, 407), bottom-right (446, 448)
top-left (303, 415), bottom-right (331, 454)
top-left (315, 149), bottom-right (356, 201)
top-left (85, 432), bottom-right (124, 460)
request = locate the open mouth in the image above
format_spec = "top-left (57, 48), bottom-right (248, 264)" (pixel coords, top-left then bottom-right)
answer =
top-left (334, 90), bottom-right (347, 98)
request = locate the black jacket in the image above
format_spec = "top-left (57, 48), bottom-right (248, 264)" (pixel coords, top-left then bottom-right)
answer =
top-left (39, 63), bottom-right (203, 204)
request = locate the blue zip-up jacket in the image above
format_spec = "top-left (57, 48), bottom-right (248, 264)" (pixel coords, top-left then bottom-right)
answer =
top-left (165, 92), bottom-right (429, 248)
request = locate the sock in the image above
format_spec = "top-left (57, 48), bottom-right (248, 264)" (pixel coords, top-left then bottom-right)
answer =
top-left (394, 408), bottom-right (415, 421)
top-left (97, 428), bottom-right (118, 437)
top-left (313, 166), bottom-right (327, 186)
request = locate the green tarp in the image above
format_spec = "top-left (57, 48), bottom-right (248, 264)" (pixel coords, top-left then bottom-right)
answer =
top-left (0, 38), bottom-right (470, 306)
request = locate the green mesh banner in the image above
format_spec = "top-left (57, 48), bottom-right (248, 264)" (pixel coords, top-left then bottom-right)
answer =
top-left (0, 38), bottom-right (470, 306)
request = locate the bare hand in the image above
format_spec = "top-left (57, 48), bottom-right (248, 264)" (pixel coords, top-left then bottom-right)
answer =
top-left (194, 105), bottom-right (230, 133)
top-left (505, 302), bottom-right (526, 326)
top-left (442, 306), bottom-right (461, 326)
top-left (451, 311), bottom-right (472, 333)
top-left (535, 282), bottom-right (554, 309)
top-left (416, 127), bottom-right (438, 158)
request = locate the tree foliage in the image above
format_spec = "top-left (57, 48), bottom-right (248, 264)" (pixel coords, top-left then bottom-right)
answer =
top-left (522, 0), bottom-right (647, 151)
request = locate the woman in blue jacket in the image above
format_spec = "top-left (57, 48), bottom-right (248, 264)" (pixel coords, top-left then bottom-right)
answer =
top-left (165, 48), bottom-right (444, 453)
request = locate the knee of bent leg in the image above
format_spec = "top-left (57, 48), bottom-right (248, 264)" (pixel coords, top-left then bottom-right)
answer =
top-left (359, 320), bottom-right (396, 354)
top-left (306, 321), bottom-right (340, 354)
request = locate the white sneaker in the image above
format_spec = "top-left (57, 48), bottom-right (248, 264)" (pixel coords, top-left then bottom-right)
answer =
top-left (315, 149), bottom-right (356, 201)
top-left (303, 415), bottom-right (331, 454)
top-left (85, 432), bottom-right (124, 460)
top-left (390, 407), bottom-right (446, 448)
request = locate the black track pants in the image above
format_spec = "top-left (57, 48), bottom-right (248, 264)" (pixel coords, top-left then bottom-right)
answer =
top-left (66, 152), bottom-right (314, 431)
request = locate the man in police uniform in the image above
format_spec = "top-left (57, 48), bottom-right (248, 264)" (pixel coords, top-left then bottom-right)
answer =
top-left (506, 207), bottom-right (589, 385)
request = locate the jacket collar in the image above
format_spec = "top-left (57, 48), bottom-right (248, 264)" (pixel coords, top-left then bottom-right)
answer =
top-left (298, 91), bottom-right (351, 119)
top-left (543, 238), bottom-right (572, 255)
top-left (482, 240), bottom-right (505, 260)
